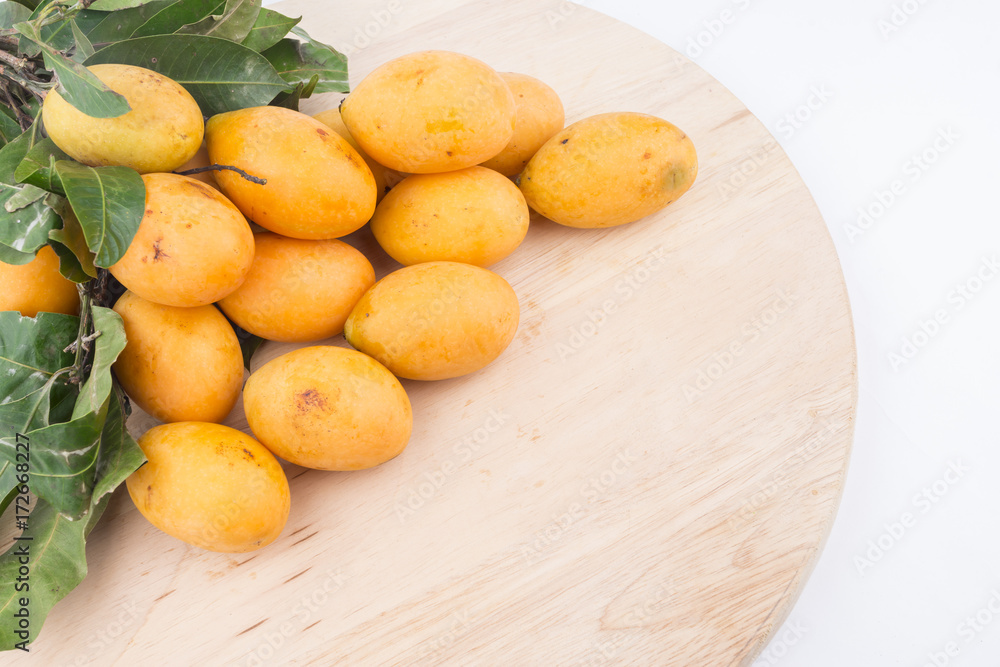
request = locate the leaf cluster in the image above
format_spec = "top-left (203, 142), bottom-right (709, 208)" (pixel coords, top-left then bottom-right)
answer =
top-left (0, 0), bottom-right (348, 649)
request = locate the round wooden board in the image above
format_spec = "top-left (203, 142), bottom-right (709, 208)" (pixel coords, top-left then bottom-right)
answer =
top-left (11, 1), bottom-right (857, 665)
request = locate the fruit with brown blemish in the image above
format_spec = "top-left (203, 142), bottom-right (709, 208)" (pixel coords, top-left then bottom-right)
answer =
top-left (243, 346), bottom-right (412, 471)
top-left (109, 172), bottom-right (254, 307)
top-left (126, 422), bottom-right (290, 552)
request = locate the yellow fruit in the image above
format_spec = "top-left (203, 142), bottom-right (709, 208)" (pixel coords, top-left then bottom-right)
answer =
top-left (370, 166), bottom-right (529, 267)
top-left (244, 346), bottom-right (412, 471)
top-left (127, 422), bottom-right (290, 553)
top-left (0, 245), bottom-right (79, 316)
top-left (218, 233), bottom-right (375, 343)
top-left (344, 262), bottom-right (519, 381)
top-left (519, 112), bottom-right (698, 228)
top-left (312, 107), bottom-right (390, 202)
top-left (481, 73), bottom-right (565, 177)
top-left (41, 64), bottom-right (203, 173)
top-left (341, 50), bottom-right (515, 173)
top-left (206, 106), bottom-right (377, 239)
top-left (109, 173), bottom-right (254, 307)
top-left (112, 291), bottom-right (243, 424)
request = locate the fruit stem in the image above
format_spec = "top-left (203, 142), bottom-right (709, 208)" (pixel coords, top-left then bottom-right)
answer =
top-left (175, 164), bottom-right (267, 185)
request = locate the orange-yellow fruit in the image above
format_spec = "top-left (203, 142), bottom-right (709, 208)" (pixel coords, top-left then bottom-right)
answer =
top-left (341, 50), bottom-right (515, 173)
top-left (42, 64), bottom-right (203, 174)
top-left (127, 422), bottom-right (290, 553)
top-left (370, 166), bottom-right (529, 267)
top-left (244, 346), bottom-right (412, 471)
top-left (206, 106), bottom-right (377, 239)
top-left (312, 107), bottom-right (390, 202)
top-left (109, 173), bottom-right (254, 307)
top-left (481, 73), bottom-right (565, 177)
top-left (218, 233), bottom-right (375, 343)
top-left (519, 112), bottom-right (698, 228)
top-left (113, 291), bottom-right (243, 424)
top-left (0, 245), bottom-right (79, 316)
top-left (344, 262), bottom-right (519, 381)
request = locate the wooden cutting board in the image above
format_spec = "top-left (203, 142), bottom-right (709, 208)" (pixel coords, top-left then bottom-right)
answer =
top-left (10, 1), bottom-right (857, 665)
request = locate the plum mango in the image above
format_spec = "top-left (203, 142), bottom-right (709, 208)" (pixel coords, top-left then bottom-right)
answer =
top-left (519, 112), bottom-right (697, 228)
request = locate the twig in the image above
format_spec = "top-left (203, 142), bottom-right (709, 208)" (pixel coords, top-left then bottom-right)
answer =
top-left (176, 164), bottom-right (268, 185)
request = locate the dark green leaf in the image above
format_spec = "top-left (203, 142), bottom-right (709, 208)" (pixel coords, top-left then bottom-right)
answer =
top-left (89, 0), bottom-right (167, 9)
top-left (80, 0), bottom-right (173, 47)
top-left (0, 494), bottom-right (111, 649)
top-left (262, 29), bottom-right (348, 95)
top-left (73, 307), bottom-right (125, 418)
top-left (49, 209), bottom-right (98, 282)
top-left (87, 35), bottom-right (290, 114)
top-left (14, 137), bottom-right (70, 192)
top-left (240, 7), bottom-right (298, 53)
top-left (177, 0), bottom-right (260, 43)
top-left (0, 2), bottom-right (31, 29)
top-left (268, 75), bottom-right (316, 111)
top-left (53, 161), bottom-right (145, 268)
top-left (131, 0), bottom-right (226, 37)
top-left (15, 21), bottom-right (131, 118)
top-left (0, 111), bottom-right (22, 145)
top-left (92, 385), bottom-right (144, 503)
top-left (0, 132), bottom-right (61, 258)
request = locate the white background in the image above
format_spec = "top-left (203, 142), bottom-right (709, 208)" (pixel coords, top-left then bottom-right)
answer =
top-left (579, 1), bottom-right (1000, 666)
top-left (268, 1), bottom-right (1000, 664)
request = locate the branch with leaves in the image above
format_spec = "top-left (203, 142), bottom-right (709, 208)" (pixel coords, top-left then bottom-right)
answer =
top-left (0, 0), bottom-right (349, 651)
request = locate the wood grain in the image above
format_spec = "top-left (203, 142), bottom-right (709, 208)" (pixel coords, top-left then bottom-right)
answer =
top-left (8, 1), bottom-right (856, 665)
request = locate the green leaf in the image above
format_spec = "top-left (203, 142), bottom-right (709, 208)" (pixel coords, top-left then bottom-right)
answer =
top-left (4, 183), bottom-right (47, 212)
top-left (0, 2), bottom-right (31, 29)
top-left (15, 399), bottom-right (106, 517)
top-left (80, 0), bottom-right (173, 47)
top-left (0, 242), bottom-right (33, 264)
top-left (73, 307), bottom-right (125, 418)
top-left (15, 21), bottom-right (131, 118)
top-left (0, 311), bottom-right (77, 399)
top-left (92, 385), bottom-right (144, 503)
top-left (0, 462), bottom-right (17, 517)
top-left (0, 111), bottom-right (22, 146)
top-left (131, 0), bottom-right (226, 38)
top-left (87, 35), bottom-right (290, 114)
top-left (69, 18), bottom-right (96, 63)
top-left (48, 210), bottom-right (98, 282)
top-left (240, 7), bottom-right (298, 52)
top-left (0, 132), bottom-right (62, 256)
top-left (14, 137), bottom-right (70, 192)
top-left (53, 161), bottom-right (145, 268)
top-left (0, 494), bottom-right (111, 649)
top-left (89, 0), bottom-right (167, 9)
top-left (177, 0), bottom-right (260, 43)
top-left (262, 29), bottom-right (348, 96)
